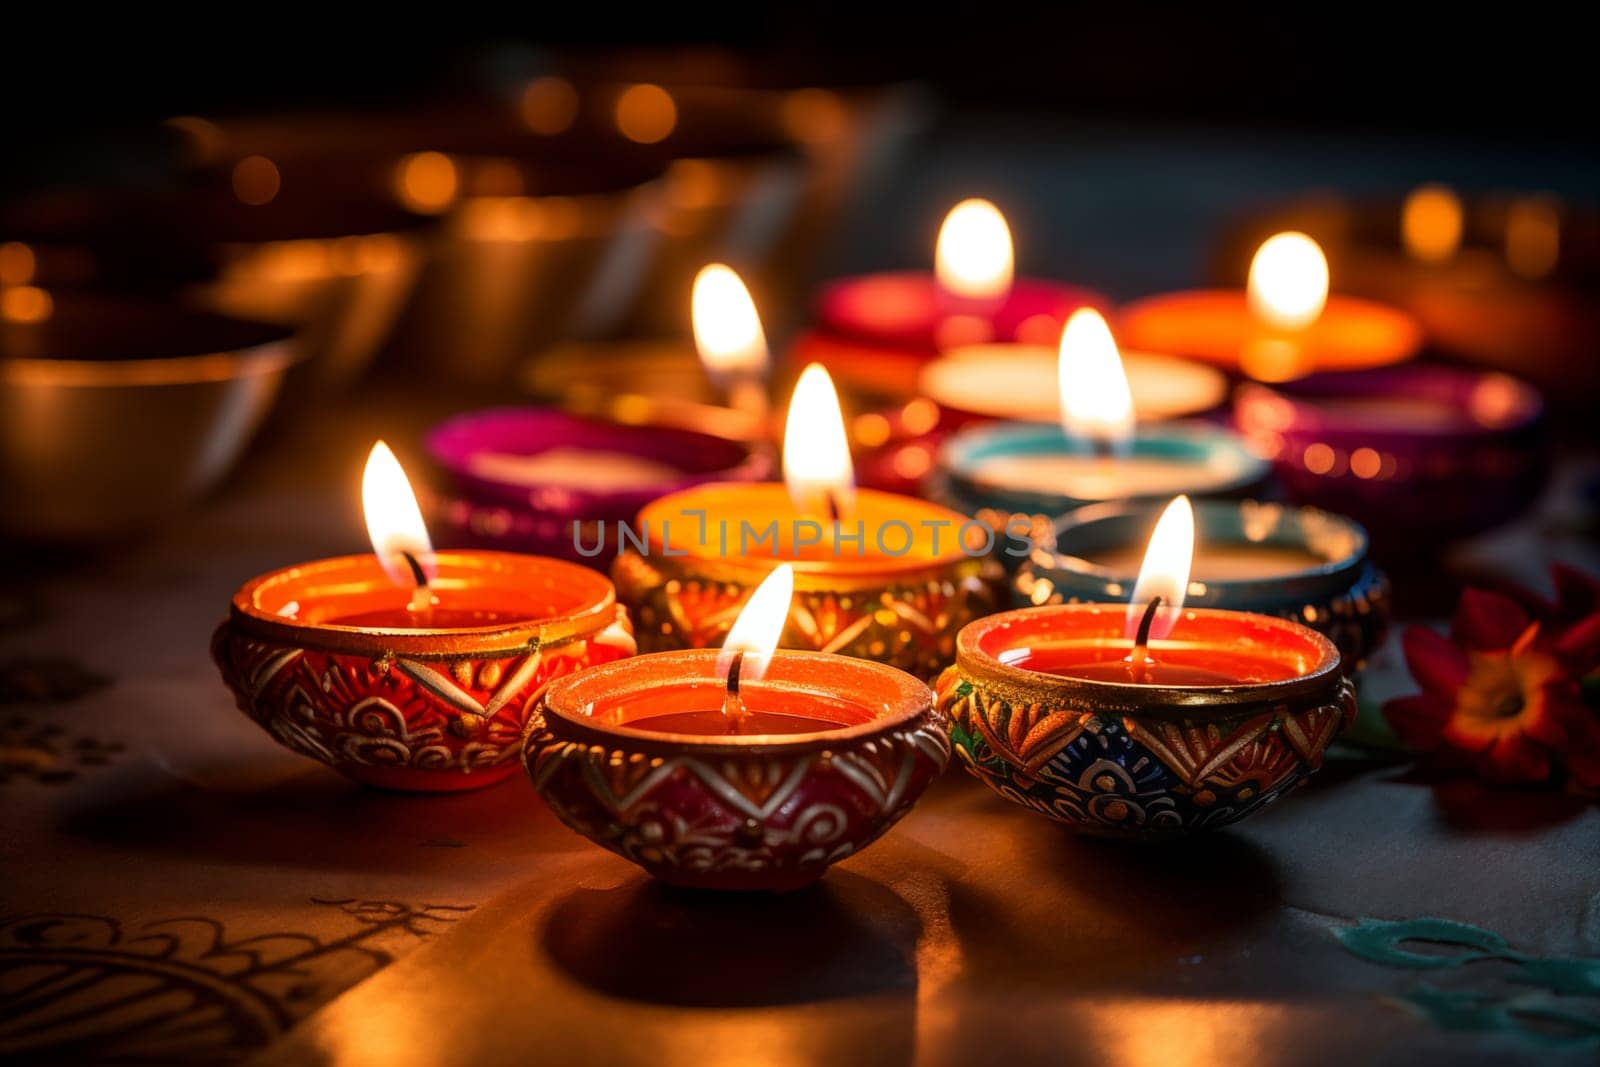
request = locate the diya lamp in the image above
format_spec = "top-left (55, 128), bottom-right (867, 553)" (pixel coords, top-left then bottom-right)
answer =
top-left (525, 563), bottom-right (951, 891)
top-left (1118, 231), bottom-right (1423, 383)
top-left (1014, 498), bottom-right (1390, 672)
top-left (934, 309), bottom-right (1270, 550)
top-left (522, 262), bottom-right (772, 442)
top-left (794, 199), bottom-right (1108, 398)
top-left (1233, 364), bottom-right (1547, 551)
top-left (612, 362), bottom-right (1004, 681)
top-left (213, 441), bottom-right (635, 791)
top-left (938, 496), bottom-right (1356, 839)
top-left (424, 408), bottom-right (772, 565)
top-left (918, 338), bottom-right (1228, 430)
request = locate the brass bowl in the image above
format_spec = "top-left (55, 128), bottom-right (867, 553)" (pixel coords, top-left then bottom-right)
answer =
top-left (0, 294), bottom-right (298, 542)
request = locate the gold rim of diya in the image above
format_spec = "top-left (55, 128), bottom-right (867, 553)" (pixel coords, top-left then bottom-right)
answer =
top-left (228, 550), bottom-right (618, 658)
top-left (538, 649), bottom-right (934, 752)
top-left (956, 603), bottom-right (1342, 716)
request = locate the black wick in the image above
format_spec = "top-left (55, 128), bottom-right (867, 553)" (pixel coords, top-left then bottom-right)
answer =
top-left (824, 490), bottom-right (841, 524)
top-left (725, 651), bottom-right (745, 699)
top-left (400, 550), bottom-right (429, 589)
top-left (1133, 595), bottom-right (1164, 652)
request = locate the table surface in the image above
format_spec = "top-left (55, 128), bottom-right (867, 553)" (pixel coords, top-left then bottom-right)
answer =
top-left (4, 119), bottom-right (1599, 1067)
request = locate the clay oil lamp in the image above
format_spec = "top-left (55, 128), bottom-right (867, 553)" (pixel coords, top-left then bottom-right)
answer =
top-left (525, 564), bottom-right (950, 891)
top-left (938, 496), bottom-right (1355, 839)
top-left (794, 199), bottom-right (1108, 398)
top-left (1233, 364), bottom-right (1547, 550)
top-left (1014, 498), bottom-right (1389, 672)
top-left (213, 442), bottom-right (635, 791)
top-left (612, 363), bottom-right (1003, 680)
top-left (934, 309), bottom-right (1269, 550)
top-left (1119, 232), bottom-right (1422, 383)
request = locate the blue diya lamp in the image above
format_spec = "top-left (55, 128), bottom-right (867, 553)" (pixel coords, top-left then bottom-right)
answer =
top-left (931, 421), bottom-right (1272, 559)
top-left (1015, 499), bottom-right (1389, 672)
top-left (937, 603), bottom-right (1356, 839)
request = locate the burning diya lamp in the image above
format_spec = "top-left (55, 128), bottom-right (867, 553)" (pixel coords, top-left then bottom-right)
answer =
top-left (1014, 498), bottom-right (1390, 672)
top-left (795, 199), bottom-right (1107, 397)
top-left (934, 309), bottom-right (1269, 545)
top-left (525, 262), bottom-right (772, 441)
top-left (1118, 232), bottom-right (1423, 382)
top-left (213, 441), bottom-right (635, 791)
top-left (612, 363), bottom-right (1003, 680)
top-left (938, 496), bottom-right (1356, 838)
top-left (525, 564), bottom-right (950, 891)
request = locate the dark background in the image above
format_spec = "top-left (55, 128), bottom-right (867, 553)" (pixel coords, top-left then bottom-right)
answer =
top-left (5, 12), bottom-right (1596, 155)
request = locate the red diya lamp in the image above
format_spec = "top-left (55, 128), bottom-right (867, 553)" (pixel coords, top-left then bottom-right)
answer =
top-left (525, 563), bottom-right (950, 891)
top-left (1119, 232), bottom-right (1423, 383)
top-left (796, 199), bottom-right (1108, 398)
top-left (213, 441), bottom-right (635, 791)
top-left (937, 495), bottom-right (1356, 838)
top-left (612, 362), bottom-right (1003, 680)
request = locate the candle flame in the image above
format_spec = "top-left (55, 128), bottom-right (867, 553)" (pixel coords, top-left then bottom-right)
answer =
top-left (1057, 308), bottom-right (1135, 447)
top-left (362, 441), bottom-right (435, 588)
top-left (717, 563), bottom-right (794, 683)
top-left (1126, 495), bottom-right (1194, 642)
top-left (1402, 184), bottom-right (1464, 264)
top-left (692, 263), bottom-right (769, 380)
top-left (783, 363), bottom-right (856, 518)
top-left (1248, 232), bottom-right (1329, 331)
top-left (935, 198), bottom-right (1014, 301)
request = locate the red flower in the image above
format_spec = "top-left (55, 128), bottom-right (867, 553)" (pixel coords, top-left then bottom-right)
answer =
top-left (1383, 566), bottom-right (1600, 791)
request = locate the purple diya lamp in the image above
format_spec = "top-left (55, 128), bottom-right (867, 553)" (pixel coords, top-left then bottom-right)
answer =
top-left (424, 408), bottom-right (771, 565)
top-left (1234, 364), bottom-right (1547, 548)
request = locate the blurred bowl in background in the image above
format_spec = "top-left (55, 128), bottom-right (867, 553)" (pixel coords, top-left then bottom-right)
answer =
top-left (0, 293), bottom-right (297, 542)
top-left (385, 153), bottom-right (664, 387)
top-left (0, 170), bottom-right (429, 395)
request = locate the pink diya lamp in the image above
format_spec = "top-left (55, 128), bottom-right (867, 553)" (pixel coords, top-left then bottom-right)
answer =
top-left (1119, 232), bottom-right (1422, 383)
top-left (796, 198), bottom-right (1107, 397)
top-left (938, 495), bottom-right (1356, 838)
top-left (213, 441), bottom-right (635, 791)
top-left (525, 563), bottom-right (950, 891)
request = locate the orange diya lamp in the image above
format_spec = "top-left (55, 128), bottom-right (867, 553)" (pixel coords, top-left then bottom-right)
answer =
top-left (1118, 231), bottom-right (1422, 382)
top-left (611, 363), bottom-right (1004, 680)
top-left (524, 564), bottom-right (950, 891)
top-left (213, 441), bottom-right (635, 791)
top-left (937, 495), bottom-right (1356, 839)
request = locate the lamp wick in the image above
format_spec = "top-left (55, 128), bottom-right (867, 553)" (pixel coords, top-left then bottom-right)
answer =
top-left (1134, 595), bottom-right (1163, 651)
top-left (1129, 595), bottom-right (1163, 684)
top-left (721, 651), bottom-right (747, 729)
top-left (401, 550), bottom-right (432, 615)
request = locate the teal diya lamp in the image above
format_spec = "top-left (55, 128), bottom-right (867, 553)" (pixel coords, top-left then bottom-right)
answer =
top-left (931, 310), bottom-right (1270, 556)
top-left (1015, 498), bottom-right (1389, 672)
top-left (938, 497), bottom-right (1356, 839)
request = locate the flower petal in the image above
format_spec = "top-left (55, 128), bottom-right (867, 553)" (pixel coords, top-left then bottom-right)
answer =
top-left (1551, 564), bottom-right (1600, 626)
top-left (1403, 626), bottom-right (1470, 693)
top-left (1478, 733), bottom-right (1553, 784)
top-left (1452, 589), bottom-right (1530, 651)
top-left (1553, 613), bottom-right (1600, 668)
top-left (1382, 694), bottom-right (1450, 751)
